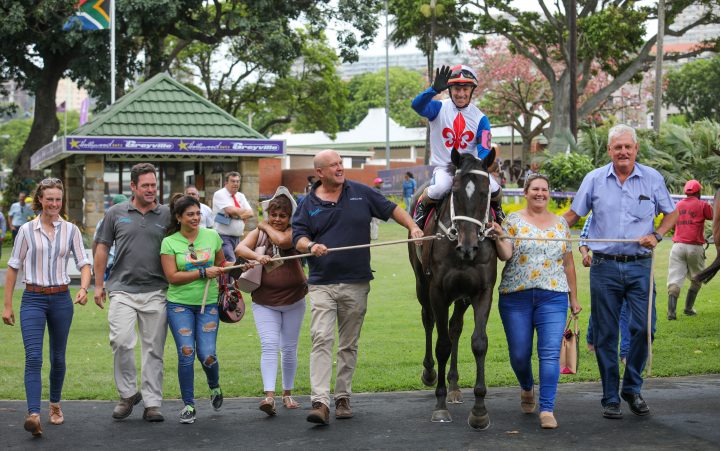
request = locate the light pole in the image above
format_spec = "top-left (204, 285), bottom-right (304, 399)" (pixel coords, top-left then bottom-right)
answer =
top-left (385, 0), bottom-right (391, 169)
top-left (654, 0), bottom-right (665, 133)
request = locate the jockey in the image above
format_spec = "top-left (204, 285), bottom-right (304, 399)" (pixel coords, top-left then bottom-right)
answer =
top-left (411, 64), bottom-right (504, 228)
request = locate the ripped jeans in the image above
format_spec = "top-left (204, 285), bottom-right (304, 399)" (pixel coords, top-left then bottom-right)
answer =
top-left (167, 302), bottom-right (220, 407)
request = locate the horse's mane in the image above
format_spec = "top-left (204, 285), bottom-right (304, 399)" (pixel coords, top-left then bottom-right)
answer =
top-left (445, 154), bottom-right (484, 179)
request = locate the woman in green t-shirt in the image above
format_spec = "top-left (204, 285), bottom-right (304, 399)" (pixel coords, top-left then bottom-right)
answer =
top-left (160, 195), bottom-right (225, 424)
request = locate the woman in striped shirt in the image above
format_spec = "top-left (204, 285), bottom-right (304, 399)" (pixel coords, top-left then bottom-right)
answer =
top-left (2, 178), bottom-right (91, 438)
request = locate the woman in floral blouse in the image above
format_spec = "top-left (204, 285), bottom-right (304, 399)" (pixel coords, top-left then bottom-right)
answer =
top-left (492, 173), bottom-right (582, 430)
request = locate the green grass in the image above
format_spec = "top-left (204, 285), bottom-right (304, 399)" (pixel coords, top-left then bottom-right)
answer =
top-left (0, 222), bottom-right (719, 400)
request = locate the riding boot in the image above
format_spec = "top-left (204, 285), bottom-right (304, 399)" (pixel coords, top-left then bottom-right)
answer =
top-left (667, 295), bottom-right (677, 320)
top-left (490, 188), bottom-right (505, 224)
top-left (684, 288), bottom-right (699, 316)
top-left (413, 189), bottom-right (437, 229)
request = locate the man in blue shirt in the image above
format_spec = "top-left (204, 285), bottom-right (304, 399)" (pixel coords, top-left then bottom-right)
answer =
top-left (293, 150), bottom-right (422, 425)
top-left (564, 124), bottom-right (677, 420)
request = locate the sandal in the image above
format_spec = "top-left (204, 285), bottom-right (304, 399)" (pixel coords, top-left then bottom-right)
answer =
top-left (259, 397), bottom-right (277, 416)
top-left (282, 395), bottom-right (301, 409)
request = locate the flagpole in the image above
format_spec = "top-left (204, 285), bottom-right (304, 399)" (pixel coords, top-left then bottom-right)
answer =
top-left (64, 80), bottom-right (70, 136)
top-left (110, 0), bottom-right (116, 104)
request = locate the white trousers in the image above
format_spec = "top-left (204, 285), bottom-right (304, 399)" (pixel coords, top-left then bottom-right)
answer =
top-left (427, 165), bottom-right (500, 200)
top-left (252, 299), bottom-right (306, 392)
top-left (108, 289), bottom-right (167, 407)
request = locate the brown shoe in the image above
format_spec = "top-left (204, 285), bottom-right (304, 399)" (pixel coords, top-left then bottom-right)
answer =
top-left (24, 413), bottom-right (43, 437)
top-left (540, 411), bottom-right (558, 429)
top-left (521, 388), bottom-right (536, 414)
top-left (112, 392), bottom-right (142, 420)
top-left (306, 402), bottom-right (330, 425)
top-left (49, 402), bottom-right (64, 425)
top-left (335, 397), bottom-right (353, 419)
top-left (142, 407), bottom-right (165, 422)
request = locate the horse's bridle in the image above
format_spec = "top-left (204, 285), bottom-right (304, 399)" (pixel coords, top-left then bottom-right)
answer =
top-left (438, 168), bottom-right (492, 242)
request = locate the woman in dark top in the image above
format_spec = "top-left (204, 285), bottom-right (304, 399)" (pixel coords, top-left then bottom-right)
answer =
top-left (235, 186), bottom-right (307, 416)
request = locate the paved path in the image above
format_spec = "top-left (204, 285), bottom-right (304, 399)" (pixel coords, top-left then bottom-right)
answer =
top-left (2, 375), bottom-right (719, 450)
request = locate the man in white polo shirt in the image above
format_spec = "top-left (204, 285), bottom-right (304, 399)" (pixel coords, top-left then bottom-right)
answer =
top-left (212, 171), bottom-right (254, 262)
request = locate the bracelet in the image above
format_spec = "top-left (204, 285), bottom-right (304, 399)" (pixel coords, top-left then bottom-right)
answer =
top-left (199, 268), bottom-right (206, 279)
top-left (79, 287), bottom-right (88, 293)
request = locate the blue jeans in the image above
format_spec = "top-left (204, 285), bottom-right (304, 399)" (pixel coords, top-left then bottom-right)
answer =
top-left (499, 289), bottom-right (568, 412)
top-left (20, 290), bottom-right (74, 414)
top-left (590, 256), bottom-right (656, 406)
top-left (586, 301), bottom-right (630, 359)
top-left (167, 302), bottom-right (220, 406)
top-left (404, 196), bottom-right (413, 213)
top-left (219, 234), bottom-right (240, 263)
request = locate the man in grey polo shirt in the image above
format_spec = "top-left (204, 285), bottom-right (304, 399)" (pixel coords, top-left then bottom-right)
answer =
top-left (94, 163), bottom-right (171, 422)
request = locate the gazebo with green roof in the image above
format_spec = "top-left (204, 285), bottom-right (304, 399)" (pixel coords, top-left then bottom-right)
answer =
top-left (31, 72), bottom-right (284, 233)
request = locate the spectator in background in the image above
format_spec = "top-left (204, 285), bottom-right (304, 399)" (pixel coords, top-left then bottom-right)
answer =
top-left (184, 185), bottom-right (214, 229)
top-left (0, 210), bottom-right (6, 259)
top-left (8, 191), bottom-right (31, 241)
top-left (402, 172), bottom-right (417, 214)
top-left (212, 172), bottom-right (254, 263)
top-left (92, 194), bottom-right (129, 281)
top-left (666, 179), bottom-right (713, 319)
top-left (370, 177), bottom-right (383, 241)
top-left (305, 176), bottom-right (315, 195)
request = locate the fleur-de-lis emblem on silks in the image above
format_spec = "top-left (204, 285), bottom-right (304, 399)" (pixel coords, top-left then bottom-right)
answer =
top-left (442, 112), bottom-right (475, 150)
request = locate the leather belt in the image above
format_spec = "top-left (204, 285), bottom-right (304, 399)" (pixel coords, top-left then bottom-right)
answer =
top-left (25, 284), bottom-right (69, 294)
top-left (593, 252), bottom-right (652, 263)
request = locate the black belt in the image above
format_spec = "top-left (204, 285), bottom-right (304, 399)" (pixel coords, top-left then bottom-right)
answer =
top-left (593, 252), bottom-right (652, 263)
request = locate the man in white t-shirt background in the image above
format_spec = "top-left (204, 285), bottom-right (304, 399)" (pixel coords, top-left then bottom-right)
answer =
top-left (184, 184), bottom-right (214, 229)
top-left (212, 171), bottom-right (254, 262)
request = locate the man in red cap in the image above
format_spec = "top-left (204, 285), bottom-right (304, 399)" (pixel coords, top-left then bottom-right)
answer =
top-left (666, 179), bottom-right (714, 319)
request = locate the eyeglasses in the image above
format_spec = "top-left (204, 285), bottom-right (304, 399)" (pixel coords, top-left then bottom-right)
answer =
top-left (188, 243), bottom-right (197, 260)
top-left (39, 177), bottom-right (63, 187)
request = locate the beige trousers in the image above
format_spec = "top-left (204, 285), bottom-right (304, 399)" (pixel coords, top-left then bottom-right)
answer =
top-left (667, 242), bottom-right (706, 290)
top-left (308, 282), bottom-right (370, 407)
top-left (108, 289), bottom-right (167, 407)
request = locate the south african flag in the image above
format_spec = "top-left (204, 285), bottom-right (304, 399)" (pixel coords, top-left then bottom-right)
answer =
top-left (63, 0), bottom-right (111, 31)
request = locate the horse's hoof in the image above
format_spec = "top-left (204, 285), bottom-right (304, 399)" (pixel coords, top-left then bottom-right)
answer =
top-left (467, 412), bottom-right (490, 430)
top-left (431, 409), bottom-right (452, 423)
top-left (447, 390), bottom-right (463, 404)
top-left (421, 369), bottom-right (437, 387)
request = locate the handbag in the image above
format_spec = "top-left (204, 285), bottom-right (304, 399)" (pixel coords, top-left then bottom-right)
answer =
top-left (237, 231), bottom-right (268, 292)
top-left (560, 313), bottom-right (580, 374)
top-left (214, 212), bottom-right (232, 225)
top-left (217, 272), bottom-right (245, 323)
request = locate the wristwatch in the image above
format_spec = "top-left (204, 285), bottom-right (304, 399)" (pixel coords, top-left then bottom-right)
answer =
top-left (652, 231), bottom-right (663, 242)
top-left (307, 241), bottom-right (317, 252)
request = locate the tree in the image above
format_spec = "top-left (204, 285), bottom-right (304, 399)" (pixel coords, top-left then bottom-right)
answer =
top-left (542, 152), bottom-right (594, 192)
top-left (468, 0), bottom-right (720, 145)
top-left (665, 55), bottom-right (720, 122)
top-left (341, 67), bottom-right (427, 130)
top-left (0, 0), bottom-right (110, 195)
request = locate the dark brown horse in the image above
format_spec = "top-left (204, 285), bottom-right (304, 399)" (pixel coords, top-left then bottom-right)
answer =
top-left (408, 148), bottom-right (498, 429)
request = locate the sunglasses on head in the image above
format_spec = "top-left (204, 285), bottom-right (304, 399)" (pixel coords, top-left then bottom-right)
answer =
top-left (188, 242), bottom-right (197, 260)
top-left (39, 178), bottom-right (63, 187)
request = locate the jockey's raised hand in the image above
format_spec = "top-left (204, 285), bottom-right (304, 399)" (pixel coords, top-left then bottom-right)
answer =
top-left (432, 65), bottom-right (452, 93)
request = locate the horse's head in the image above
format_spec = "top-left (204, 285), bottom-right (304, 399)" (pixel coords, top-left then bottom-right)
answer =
top-left (448, 147), bottom-right (495, 261)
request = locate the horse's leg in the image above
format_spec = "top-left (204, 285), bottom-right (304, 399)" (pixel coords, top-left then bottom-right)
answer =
top-left (447, 300), bottom-right (468, 404)
top-left (410, 243), bottom-right (436, 387)
top-left (468, 290), bottom-right (493, 430)
top-left (431, 287), bottom-right (452, 423)
top-left (420, 300), bottom-right (437, 386)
